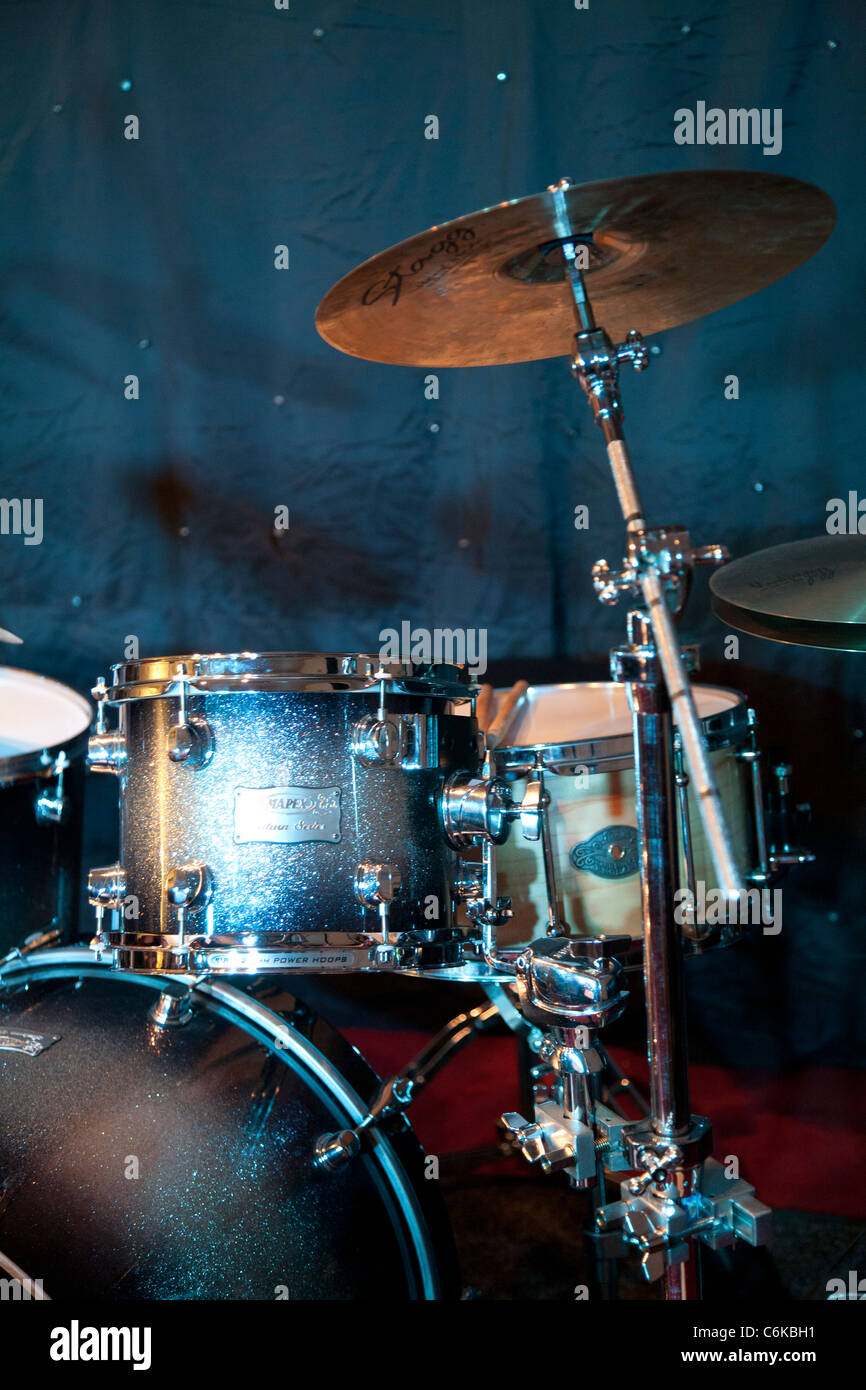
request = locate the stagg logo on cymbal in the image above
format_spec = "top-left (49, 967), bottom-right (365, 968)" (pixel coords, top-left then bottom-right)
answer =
top-left (674, 102), bottom-right (782, 156)
top-left (361, 228), bottom-right (476, 307)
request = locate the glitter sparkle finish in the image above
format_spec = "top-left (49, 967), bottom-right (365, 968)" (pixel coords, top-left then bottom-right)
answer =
top-left (0, 957), bottom-right (455, 1299)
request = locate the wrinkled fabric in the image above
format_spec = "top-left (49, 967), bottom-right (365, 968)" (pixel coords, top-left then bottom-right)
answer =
top-left (0, 0), bottom-right (863, 1061)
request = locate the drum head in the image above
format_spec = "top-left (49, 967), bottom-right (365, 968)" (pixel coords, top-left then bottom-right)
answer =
top-left (0, 667), bottom-right (91, 762)
top-left (0, 952), bottom-right (456, 1300)
top-left (492, 681), bottom-right (740, 749)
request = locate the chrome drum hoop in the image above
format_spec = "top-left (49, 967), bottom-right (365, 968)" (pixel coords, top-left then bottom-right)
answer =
top-left (0, 946), bottom-right (444, 1300)
top-left (102, 651), bottom-right (476, 703)
top-left (495, 683), bottom-right (751, 777)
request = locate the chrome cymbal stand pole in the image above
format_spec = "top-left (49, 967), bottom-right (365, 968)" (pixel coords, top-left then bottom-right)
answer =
top-left (546, 178), bottom-right (756, 1299)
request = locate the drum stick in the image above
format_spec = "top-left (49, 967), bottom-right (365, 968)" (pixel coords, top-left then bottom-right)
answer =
top-left (485, 680), bottom-right (529, 749)
top-left (475, 683), bottom-right (495, 733)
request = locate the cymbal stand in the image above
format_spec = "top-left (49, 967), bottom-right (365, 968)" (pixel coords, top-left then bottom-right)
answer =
top-left (492, 179), bottom-right (773, 1300)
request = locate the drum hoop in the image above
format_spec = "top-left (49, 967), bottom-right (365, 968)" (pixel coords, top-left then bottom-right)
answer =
top-left (0, 946), bottom-right (442, 1300)
top-left (495, 685), bottom-right (750, 775)
top-left (103, 651), bottom-right (473, 702)
top-left (0, 667), bottom-right (92, 784)
top-left (105, 644), bottom-right (478, 700)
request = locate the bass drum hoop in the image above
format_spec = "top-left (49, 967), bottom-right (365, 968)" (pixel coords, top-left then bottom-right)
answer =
top-left (0, 947), bottom-right (452, 1301)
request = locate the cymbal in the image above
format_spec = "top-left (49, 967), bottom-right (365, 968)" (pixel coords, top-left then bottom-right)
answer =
top-left (710, 535), bottom-right (866, 651)
top-left (315, 170), bottom-right (835, 366)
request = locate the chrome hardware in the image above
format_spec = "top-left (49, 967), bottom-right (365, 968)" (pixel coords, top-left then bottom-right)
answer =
top-left (87, 730), bottom-right (127, 774)
top-left (34, 751), bottom-right (68, 823)
top-left (87, 863), bottom-right (127, 909)
top-left (87, 862), bottom-right (127, 954)
top-left (167, 717), bottom-right (214, 769)
top-left (511, 772), bottom-right (569, 933)
top-left (164, 861), bottom-right (214, 909)
top-left (502, 1102), bottom-right (596, 1178)
top-left (767, 759), bottom-right (815, 870)
top-left (511, 937), bottom-right (630, 1032)
top-left (89, 676), bottom-right (127, 773)
top-left (595, 1155), bottom-right (772, 1282)
top-left (441, 772), bottom-right (512, 848)
top-left (355, 861), bottom-right (401, 908)
top-left (615, 328), bottom-right (649, 373)
top-left (314, 1074), bottom-right (414, 1172)
top-left (626, 1142), bottom-right (683, 1196)
top-left (355, 861), bottom-right (401, 963)
top-left (593, 526), bottom-right (730, 615)
top-left (464, 841), bottom-right (513, 951)
top-left (518, 776), bottom-right (544, 841)
top-left (148, 990), bottom-right (195, 1029)
top-left (164, 861), bottom-right (214, 957)
top-left (352, 714), bottom-right (402, 766)
top-left (313, 1129), bottom-right (361, 1172)
top-left (737, 709), bottom-right (771, 883)
top-left (91, 676), bottom-right (109, 734)
top-left (453, 861), bottom-right (484, 902)
top-left (351, 712), bottom-right (438, 769)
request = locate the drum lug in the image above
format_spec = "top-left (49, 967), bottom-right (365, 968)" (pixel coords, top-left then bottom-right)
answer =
top-left (351, 714), bottom-right (402, 766)
top-left (87, 863), bottom-right (127, 956)
top-left (355, 861), bottom-right (401, 963)
top-left (351, 713), bottom-right (438, 769)
top-left (87, 730), bottom-right (127, 774)
top-left (166, 717), bottom-right (213, 769)
top-left (148, 989), bottom-right (195, 1029)
top-left (736, 712), bottom-right (772, 883)
top-left (87, 862), bottom-right (127, 909)
top-left (165, 862), bottom-right (214, 909)
top-left (34, 751), bottom-right (68, 824)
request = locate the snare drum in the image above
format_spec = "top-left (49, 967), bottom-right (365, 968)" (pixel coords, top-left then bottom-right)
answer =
top-left (87, 652), bottom-right (494, 974)
top-left (492, 682), bottom-right (761, 948)
top-left (0, 667), bottom-right (92, 955)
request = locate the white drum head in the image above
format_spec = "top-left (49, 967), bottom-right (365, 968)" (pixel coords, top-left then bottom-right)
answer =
top-left (489, 681), bottom-right (740, 747)
top-left (0, 667), bottom-right (92, 759)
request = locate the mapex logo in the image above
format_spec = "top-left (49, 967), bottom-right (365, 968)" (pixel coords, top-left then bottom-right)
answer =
top-left (379, 622), bottom-right (487, 677)
top-left (674, 102), bottom-right (782, 156)
top-left (49, 1321), bottom-right (152, 1371)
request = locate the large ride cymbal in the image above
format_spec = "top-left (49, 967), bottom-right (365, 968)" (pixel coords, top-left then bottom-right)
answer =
top-left (710, 535), bottom-right (866, 651)
top-left (315, 170), bottom-right (835, 366)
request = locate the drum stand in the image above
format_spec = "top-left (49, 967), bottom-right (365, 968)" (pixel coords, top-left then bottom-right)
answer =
top-left (488, 182), bottom-right (772, 1299)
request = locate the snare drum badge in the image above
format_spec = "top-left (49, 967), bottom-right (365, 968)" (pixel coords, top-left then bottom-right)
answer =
top-left (233, 785), bottom-right (341, 845)
top-left (569, 825), bottom-right (639, 879)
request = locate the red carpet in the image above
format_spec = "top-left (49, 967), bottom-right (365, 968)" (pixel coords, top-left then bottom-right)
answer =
top-left (345, 1027), bottom-right (866, 1219)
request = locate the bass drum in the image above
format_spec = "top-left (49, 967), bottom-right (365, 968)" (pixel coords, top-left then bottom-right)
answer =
top-left (0, 949), bottom-right (457, 1300)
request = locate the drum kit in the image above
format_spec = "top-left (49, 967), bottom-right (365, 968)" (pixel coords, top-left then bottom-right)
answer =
top-left (1, 168), bottom-right (862, 1302)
